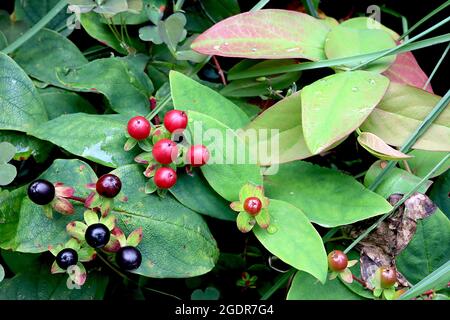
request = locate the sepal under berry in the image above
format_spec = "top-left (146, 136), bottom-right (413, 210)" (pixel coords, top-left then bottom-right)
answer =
top-left (236, 211), bottom-right (256, 233)
top-left (51, 197), bottom-right (74, 215)
top-left (138, 139), bottom-right (153, 152)
top-left (124, 137), bottom-right (138, 151)
top-left (145, 179), bottom-right (157, 194)
top-left (255, 208), bottom-right (270, 229)
top-left (66, 221), bottom-right (87, 241)
top-left (67, 263), bottom-right (87, 286)
top-left (134, 152), bottom-right (153, 164)
top-left (339, 267), bottom-right (353, 284)
top-left (127, 227), bottom-right (143, 247)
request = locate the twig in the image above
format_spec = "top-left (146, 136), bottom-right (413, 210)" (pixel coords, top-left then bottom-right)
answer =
top-left (212, 56), bottom-right (227, 85)
top-left (66, 195), bottom-right (87, 204)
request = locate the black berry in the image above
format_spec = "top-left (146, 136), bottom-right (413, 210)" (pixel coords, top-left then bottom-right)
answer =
top-left (56, 248), bottom-right (78, 270)
top-left (85, 223), bottom-right (110, 248)
top-left (96, 174), bottom-right (122, 198)
top-left (27, 179), bottom-right (55, 205)
top-left (116, 246), bottom-right (142, 271)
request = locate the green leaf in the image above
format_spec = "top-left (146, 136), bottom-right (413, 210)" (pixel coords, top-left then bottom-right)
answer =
top-left (0, 187), bottom-right (26, 227)
top-left (199, 0), bottom-right (240, 23)
top-left (244, 91), bottom-right (314, 165)
top-left (56, 57), bottom-right (153, 116)
top-left (0, 264), bottom-right (4, 283)
top-left (0, 52), bottom-right (47, 132)
top-left (191, 286), bottom-right (220, 300)
top-left (324, 24), bottom-right (396, 72)
top-left (0, 10), bottom-right (29, 45)
top-left (340, 17), bottom-right (399, 40)
top-left (301, 71), bottom-right (390, 154)
top-left (0, 31), bottom-right (7, 50)
top-left (0, 142), bottom-right (17, 163)
top-left (0, 131), bottom-right (53, 163)
top-left (139, 25), bottom-right (163, 44)
top-left (13, 29), bottom-right (88, 87)
top-left (80, 12), bottom-right (144, 54)
top-left (1, 251), bottom-right (40, 274)
top-left (364, 160), bottom-right (432, 198)
top-left (169, 170), bottom-right (235, 221)
top-left (358, 132), bottom-right (412, 160)
top-left (396, 209), bottom-right (450, 284)
top-left (101, 0), bottom-right (157, 25)
top-left (192, 9), bottom-right (330, 60)
top-left (360, 83), bottom-right (450, 151)
top-left (287, 271), bottom-right (364, 300)
top-left (264, 161), bottom-right (392, 227)
top-left (186, 111), bottom-right (263, 202)
top-left (0, 164), bottom-right (17, 186)
top-left (170, 71), bottom-right (249, 129)
top-left (14, 0), bottom-right (71, 32)
top-left (111, 164), bottom-right (219, 278)
top-left (28, 114), bottom-right (139, 168)
top-left (400, 150), bottom-right (450, 178)
top-left (253, 199), bottom-right (327, 283)
top-left (429, 170), bottom-right (450, 217)
top-left (0, 265), bottom-right (108, 300)
top-left (39, 87), bottom-right (96, 120)
top-left (159, 12), bottom-right (187, 52)
top-left (0, 159), bottom-right (96, 252)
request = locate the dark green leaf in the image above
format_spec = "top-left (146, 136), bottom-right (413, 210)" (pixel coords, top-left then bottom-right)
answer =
top-left (39, 87), bottom-right (96, 119)
top-left (14, 0), bottom-right (70, 32)
top-left (199, 0), bottom-right (240, 23)
top-left (400, 150), bottom-right (450, 178)
top-left (429, 170), bottom-right (450, 217)
top-left (0, 131), bottom-right (53, 163)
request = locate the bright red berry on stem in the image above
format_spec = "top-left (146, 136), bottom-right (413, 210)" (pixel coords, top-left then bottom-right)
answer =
top-left (154, 167), bottom-right (177, 189)
top-left (96, 174), bottom-right (122, 198)
top-left (186, 145), bottom-right (209, 167)
top-left (152, 139), bottom-right (178, 164)
top-left (327, 250), bottom-right (348, 272)
top-left (163, 110), bottom-right (188, 133)
top-left (380, 267), bottom-right (397, 288)
top-left (243, 197), bottom-right (262, 216)
top-left (127, 116), bottom-right (151, 140)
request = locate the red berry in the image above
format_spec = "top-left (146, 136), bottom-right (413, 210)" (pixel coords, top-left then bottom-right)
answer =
top-left (243, 197), bottom-right (262, 216)
top-left (154, 167), bottom-right (177, 189)
top-left (186, 145), bottom-right (209, 167)
top-left (152, 139), bottom-right (178, 164)
top-left (127, 116), bottom-right (151, 140)
top-left (327, 250), bottom-right (348, 272)
top-left (380, 267), bottom-right (397, 288)
top-left (163, 110), bottom-right (188, 133)
top-left (96, 174), bottom-right (122, 198)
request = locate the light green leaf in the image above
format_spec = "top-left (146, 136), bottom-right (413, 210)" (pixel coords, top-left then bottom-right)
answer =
top-left (28, 114), bottom-right (139, 168)
top-left (192, 9), bottom-right (330, 60)
top-left (39, 87), bottom-right (96, 120)
top-left (264, 161), bottom-right (392, 227)
top-left (0, 131), bottom-right (53, 163)
top-left (170, 70), bottom-right (249, 129)
top-left (139, 25), bottom-right (163, 44)
top-left (169, 170), bottom-right (235, 221)
top-left (159, 12), bottom-right (187, 51)
top-left (324, 24), bottom-right (396, 72)
top-left (0, 52), bottom-right (47, 132)
top-left (340, 17), bottom-right (399, 40)
top-left (360, 83), bottom-right (450, 152)
top-left (186, 111), bottom-right (263, 202)
top-left (0, 142), bottom-right (17, 163)
top-left (400, 150), bottom-right (450, 178)
top-left (0, 264), bottom-right (4, 283)
top-left (13, 29), bottom-right (88, 87)
top-left (0, 164), bottom-right (17, 186)
top-left (301, 71), bottom-right (390, 154)
top-left (397, 209), bottom-right (450, 284)
top-left (364, 160), bottom-right (432, 198)
top-left (358, 132), bottom-right (412, 160)
top-left (253, 199), bottom-right (327, 283)
top-left (111, 164), bottom-right (219, 278)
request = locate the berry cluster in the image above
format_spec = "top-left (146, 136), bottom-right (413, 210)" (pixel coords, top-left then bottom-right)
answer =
top-left (125, 109), bottom-right (210, 196)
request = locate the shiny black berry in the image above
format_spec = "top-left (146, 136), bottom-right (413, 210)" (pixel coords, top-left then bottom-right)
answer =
top-left (27, 179), bottom-right (55, 205)
top-left (96, 174), bottom-right (122, 198)
top-left (85, 223), bottom-right (110, 248)
top-left (56, 248), bottom-right (78, 270)
top-left (116, 246), bottom-right (142, 271)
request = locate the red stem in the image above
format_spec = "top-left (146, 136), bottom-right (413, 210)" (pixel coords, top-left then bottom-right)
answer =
top-left (149, 97), bottom-right (160, 125)
top-left (212, 56), bottom-right (227, 85)
top-left (66, 195), bottom-right (87, 204)
top-left (352, 274), bottom-right (370, 289)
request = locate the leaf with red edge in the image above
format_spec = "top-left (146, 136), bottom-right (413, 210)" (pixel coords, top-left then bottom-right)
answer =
top-left (191, 9), bottom-right (330, 60)
top-left (126, 227), bottom-right (143, 247)
top-left (382, 51), bottom-right (433, 93)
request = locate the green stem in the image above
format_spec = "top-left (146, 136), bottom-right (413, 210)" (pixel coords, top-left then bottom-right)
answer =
top-left (423, 42), bottom-right (450, 90)
top-left (321, 228), bottom-right (340, 242)
top-left (369, 90), bottom-right (450, 191)
top-left (260, 269), bottom-right (296, 300)
top-left (250, 0), bottom-right (271, 12)
top-left (304, 0), bottom-right (319, 18)
top-left (344, 153), bottom-right (450, 254)
top-left (399, 1), bottom-right (450, 40)
top-left (1, 0), bottom-right (67, 54)
top-left (350, 16), bottom-right (450, 71)
top-left (173, 0), bottom-right (186, 12)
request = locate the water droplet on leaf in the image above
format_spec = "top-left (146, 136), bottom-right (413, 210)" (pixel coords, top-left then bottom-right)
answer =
top-left (352, 87), bottom-right (358, 92)
top-left (267, 225), bottom-right (278, 234)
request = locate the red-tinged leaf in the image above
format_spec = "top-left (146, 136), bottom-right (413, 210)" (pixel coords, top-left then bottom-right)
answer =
top-left (382, 51), bottom-right (433, 93)
top-left (66, 221), bottom-right (87, 241)
top-left (52, 197), bottom-right (75, 215)
top-left (191, 9), bottom-right (330, 60)
top-left (111, 227), bottom-right (127, 247)
top-left (357, 132), bottom-right (413, 160)
top-left (50, 261), bottom-right (65, 274)
top-left (126, 227), bottom-right (143, 247)
top-left (54, 183), bottom-right (75, 198)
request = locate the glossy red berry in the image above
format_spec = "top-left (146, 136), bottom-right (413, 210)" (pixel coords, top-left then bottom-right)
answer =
top-left (27, 179), bottom-right (55, 205)
top-left (56, 248), bottom-right (78, 270)
top-left (154, 167), bottom-right (177, 189)
top-left (186, 145), bottom-right (209, 167)
top-left (127, 116), bottom-right (151, 140)
top-left (380, 267), bottom-right (397, 288)
top-left (163, 110), bottom-right (188, 133)
top-left (152, 139), bottom-right (178, 164)
top-left (85, 223), bottom-right (110, 248)
top-left (96, 174), bottom-right (122, 198)
top-left (243, 197), bottom-right (262, 216)
top-left (327, 250), bottom-right (348, 272)
top-left (116, 246), bottom-right (142, 271)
